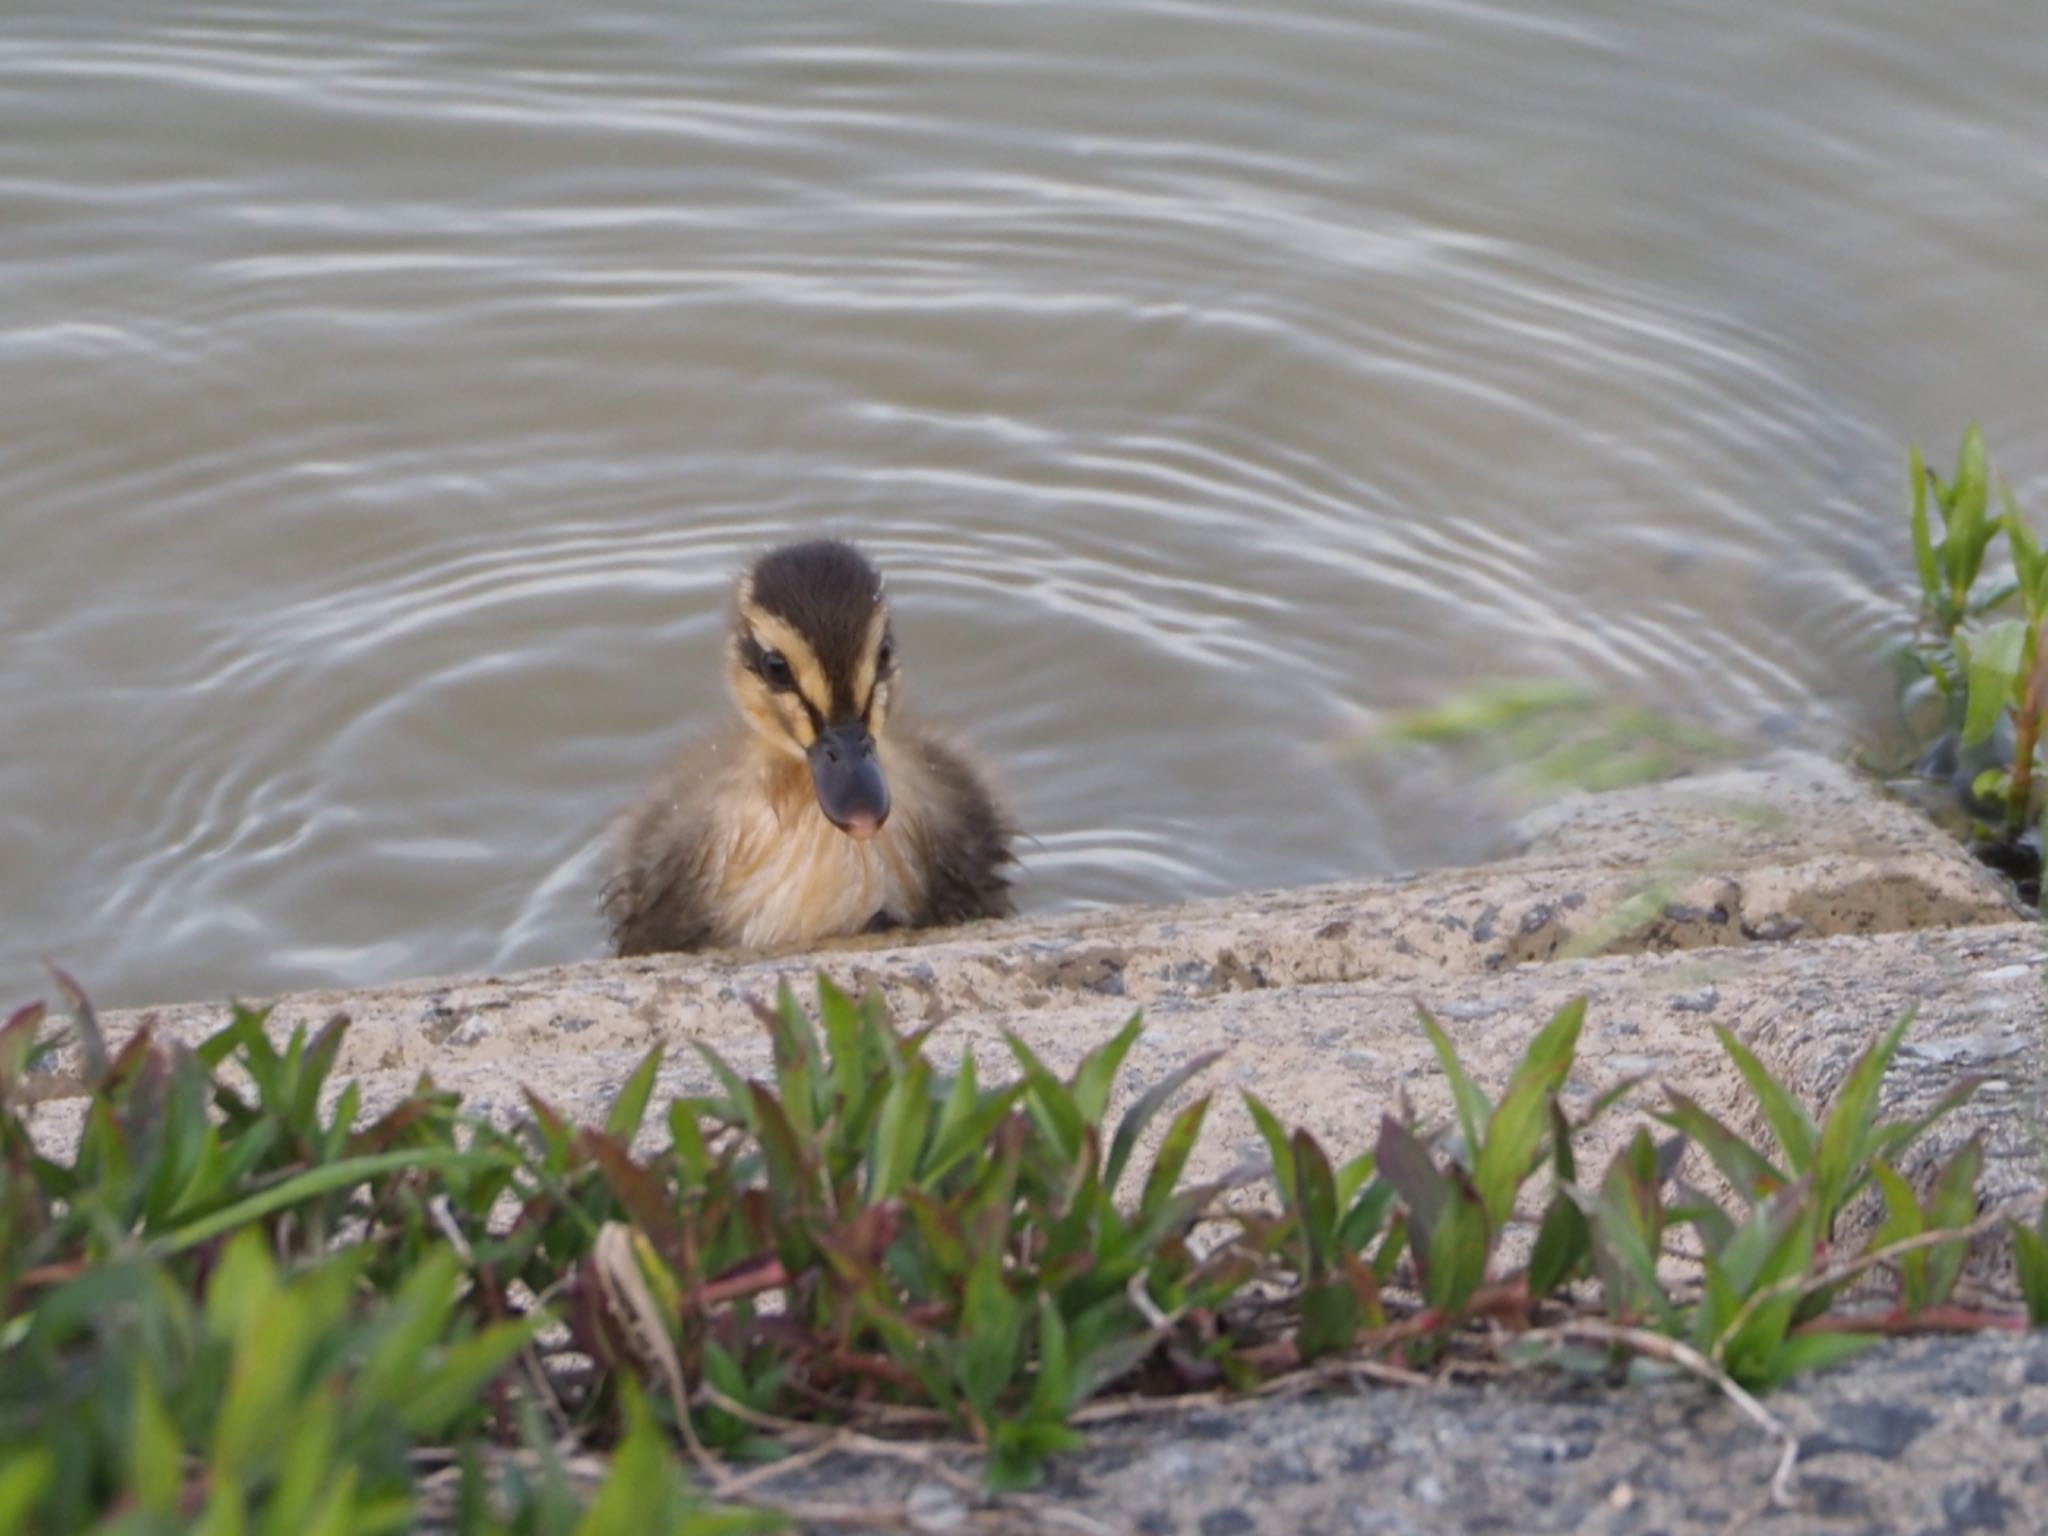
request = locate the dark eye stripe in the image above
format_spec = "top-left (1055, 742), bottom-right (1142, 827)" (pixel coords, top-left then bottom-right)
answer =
top-left (739, 633), bottom-right (799, 691)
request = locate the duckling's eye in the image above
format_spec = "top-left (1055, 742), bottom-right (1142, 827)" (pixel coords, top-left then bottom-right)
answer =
top-left (758, 649), bottom-right (796, 690)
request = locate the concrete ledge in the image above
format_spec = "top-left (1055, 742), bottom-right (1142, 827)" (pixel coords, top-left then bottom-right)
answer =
top-left (27, 756), bottom-right (2043, 1215)
top-left (24, 749), bottom-right (2048, 1535)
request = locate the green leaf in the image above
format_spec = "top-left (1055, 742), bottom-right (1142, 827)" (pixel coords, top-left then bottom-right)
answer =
top-left (1998, 479), bottom-right (2031, 598)
top-left (922, 1077), bottom-right (1025, 1186)
top-left (1106, 1048), bottom-right (1222, 1196)
top-left (1335, 1150), bottom-right (1378, 1209)
top-left (1422, 1183), bottom-right (1488, 1314)
top-left (289, 1013), bottom-right (350, 1130)
top-left (1948, 425), bottom-right (1991, 600)
top-left (1921, 1136), bottom-right (1983, 1306)
top-left (1473, 1000), bottom-right (1582, 1230)
top-left (764, 985), bottom-right (820, 1140)
top-left (1291, 1130), bottom-right (1341, 1276)
top-left (1713, 1025), bottom-right (1816, 1174)
top-left (691, 1041), bottom-right (755, 1125)
top-left (1527, 1191), bottom-right (1590, 1296)
top-left (161, 1147), bottom-right (508, 1255)
top-left (816, 976), bottom-right (869, 1111)
top-left (196, 1477), bottom-right (251, 1536)
top-left (1374, 1115), bottom-right (1448, 1256)
top-left (572, 1381), bottom-right (742, 1536)
top-left (358, 1247), bottom-right (463, 1404)
top-left (1584, 1130), bottom-right (1680, 1331)
top-left (132, 1362), bottom-right (186, 1517)
top-left (262, 1390), bottom-right (341, 1536)
top-left (927, 1052), bottom-right (980, 1169)
top-left (1870, 1160), bottom-right (1928, 1311)
top-left (401, 1319), bottom-right (545, 1436)
top-left (212, 1290), bottom-right (312, 1477)
top-left (865, 1059), bottom-right (931, 1203)
top-left (1418, 1009), bottom-right (1490, 1159)
top-left (958, 1250), bottom-right (1024, 1423)
top-left (1070, 1012), bottom-right (1144, 1126)
top-left (1973, 767), bottom-right (2014, 803)
top-left (606, 1046), bottom-right (665, 1142)
top-left (1909, 444), bottom-right (1940, 605)
top-left (1335, 1175), bottom-right (1396, 1257)
top-left (1657, 1089), bottom-right (1785, 1201)
top-left (0, 1451), bottom-right (52, 1536)
top-left (668, 1099), bottom-right (711, 1185)
top-left (1960, 618), bottom-right (2028, 747)
top-left (988, 1416), bottom-right (1084, 1493)
top-left (1005, 1034), bottom-right (1084, 1160)
top-left (204, 1229), bottom-right (280, 1341)
top-left (1753, 1330), bottom-right (1880, 1389)
top-left (1811, 1012), bottom-right (1914, 1218)
top-left (1242, 1092), bottom-right (1296, 1200)
top-left (1707, 1193), bottom-right (1822, 1374)
top-left (1140, 1097), bottom-right (1211, 1211)
top-left (2006, 479), bottom-right (2048, 618)
top-left (1864, 1074), bottom-right (1983, 1171)
top-left (1026, 1299), bottom-right (1072, 1422)
top-left (1298, 1277), bottom-right (1364, 1360)
top-left (2010, 1221), bottom-right (2048, 1326)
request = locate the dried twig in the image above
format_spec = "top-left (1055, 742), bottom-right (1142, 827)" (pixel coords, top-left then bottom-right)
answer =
top-left (1711, 1195), bottom-right (2043, 1361)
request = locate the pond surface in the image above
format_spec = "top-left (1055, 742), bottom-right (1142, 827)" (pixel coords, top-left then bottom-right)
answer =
top-left (4, 1), bottom-right (2046, 1008)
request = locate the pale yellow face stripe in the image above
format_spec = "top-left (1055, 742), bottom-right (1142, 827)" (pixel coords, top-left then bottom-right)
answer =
top-left (738, 603), bottom-right (832, 718)
top-left (849, 604), bottom-right (890, 716)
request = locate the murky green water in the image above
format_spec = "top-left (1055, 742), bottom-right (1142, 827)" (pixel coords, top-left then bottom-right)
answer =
top-left (4, 1), bottom-right (2045, 1006)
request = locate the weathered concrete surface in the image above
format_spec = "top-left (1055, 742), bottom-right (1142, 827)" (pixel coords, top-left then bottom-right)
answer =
top-left (55, 756), bottom-right (2026, 1080)
top-left (739, 1330), bottom-right (2048, 1535)
top-left (20, 751), bottom-right (2048, 1532)
top-left (28, 755), bottom-right (2042, 1225)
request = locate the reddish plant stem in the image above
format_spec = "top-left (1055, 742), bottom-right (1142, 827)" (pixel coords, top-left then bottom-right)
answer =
top-left (1794, 1305), bottom-right (2028, 1337)
top-left (2006, 614), bottom-right (2048, 837)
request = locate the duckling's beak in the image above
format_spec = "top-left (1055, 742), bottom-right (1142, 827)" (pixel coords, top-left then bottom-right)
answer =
top-left (808, 724), bottom-right (890, 840)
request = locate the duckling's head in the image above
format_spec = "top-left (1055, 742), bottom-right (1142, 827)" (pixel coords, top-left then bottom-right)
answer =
top-left (726, 539), bottom-right (899, 840)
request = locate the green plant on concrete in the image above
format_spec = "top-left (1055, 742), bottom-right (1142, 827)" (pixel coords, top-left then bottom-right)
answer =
top-left (1654, 1013), bottom-right (1988, 1386)
top-left (1903, 426), bottom-right (2048, 841)
top-left (585, 992), bottom-right (1254, 1490)
top-left (2, 972), bottom-right (2040, 1530)
top-left (1909, 426), bottom-right (2006, 642)
top-left (0, 986), bottom-right (774, 1536)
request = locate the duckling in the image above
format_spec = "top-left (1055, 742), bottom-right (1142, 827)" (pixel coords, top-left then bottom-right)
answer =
top-left (603, 539), bottom-right (1014, 956)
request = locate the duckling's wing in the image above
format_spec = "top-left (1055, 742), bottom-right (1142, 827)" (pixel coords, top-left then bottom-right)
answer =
top-left (603, 749), bottom-right (724, 956)
top-left (914, 735), bottom-right (1015, 924)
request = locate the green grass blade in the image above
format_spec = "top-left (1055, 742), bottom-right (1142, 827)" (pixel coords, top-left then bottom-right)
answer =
top-left (1106, 1048), bottom-right (1222, 1196)
top-left (1909, 444), bottom-right (1940, 605)
top-left (1418, 1009), bottom-right (1489, 1158)
top-left (158, 1147), bottom-right (509, 1255)
top-left (2011, 1221), bottom-right (2048, 1326)
top-left (605, 1046), bottom-right (664, 1142)
top-left (1811, 1012), bottom-right (1914, 1217)
top-left (1070, 1012), bottom-right (1144, 1126)
top-left (1712, 1025), bottom-right (1816, 1173)
top-left (1960, 618), bottom-right (2027, 748)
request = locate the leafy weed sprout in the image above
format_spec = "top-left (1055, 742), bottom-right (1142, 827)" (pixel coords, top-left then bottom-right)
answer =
top-left (1903, 426), bottom-right (2048, 857)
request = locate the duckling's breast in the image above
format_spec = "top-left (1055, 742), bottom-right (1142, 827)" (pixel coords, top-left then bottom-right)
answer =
top-left (713, 793), bottom-right (924, 950)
